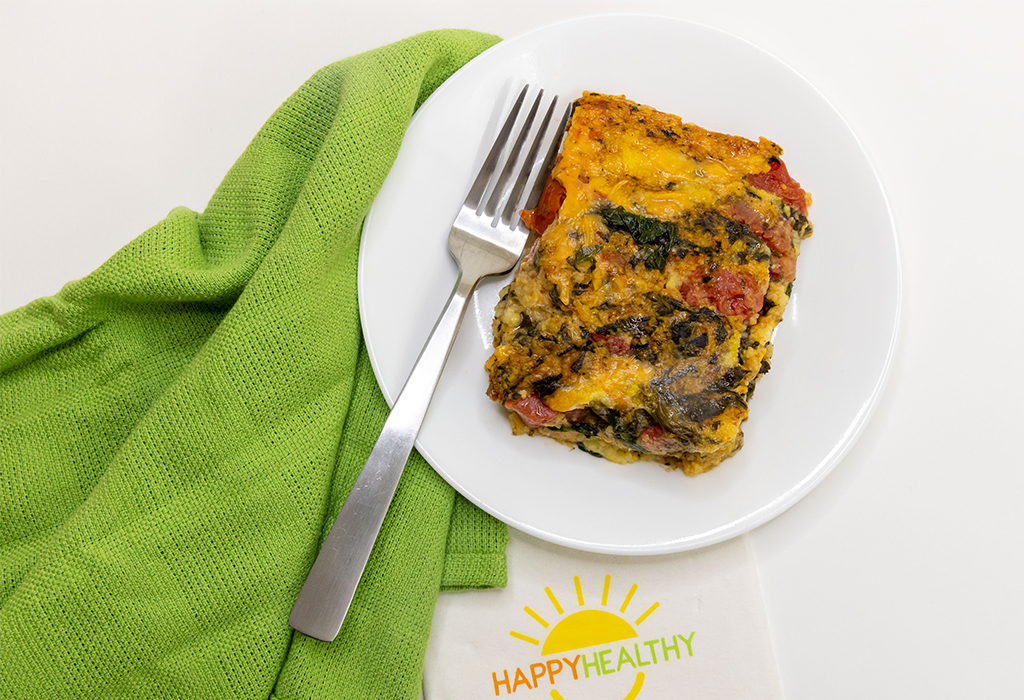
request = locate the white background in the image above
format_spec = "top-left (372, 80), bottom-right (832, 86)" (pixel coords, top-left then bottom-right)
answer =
top-left (2, 2), bottom-right (1022, 697)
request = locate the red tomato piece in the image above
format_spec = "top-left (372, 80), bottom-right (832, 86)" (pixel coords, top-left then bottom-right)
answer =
top-left (564, 408), bottom-right (593, 422)
top-left (505, 394), bottom-right (561, 428)
top-left (708, 269), bottom-right (764, 320)
top-left (591, 333), bottom-right (631, 355)
top-left (745, 158), bottom-right (809, 214)
top-left (642, 425), bottom-right (665, 440)
top-left (597, 249), bottom-right (627, 269)
top-left (520, 177), bottom-right (566, 235)
top-left (771, 252), bottom-right (797, 285)
top-left (726, 200), bottom-right (767, 234)
top-left (680, 273), bottom-right (710, 309)
top-left (639, 425), bottom-right (683, 454)
top-left (760, 219), bottom-right (793, 254)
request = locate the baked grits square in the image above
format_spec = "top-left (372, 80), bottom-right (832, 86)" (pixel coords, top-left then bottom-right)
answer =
top-left (485, 93), bottom-right (812, 475)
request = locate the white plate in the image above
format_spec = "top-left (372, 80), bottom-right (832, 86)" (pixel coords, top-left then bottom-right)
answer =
top-left (359, 14), bottom-right (900, 554)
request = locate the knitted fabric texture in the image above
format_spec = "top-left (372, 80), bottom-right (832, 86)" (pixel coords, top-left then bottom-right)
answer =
top-left (0, 29), bottom-right (507, 699)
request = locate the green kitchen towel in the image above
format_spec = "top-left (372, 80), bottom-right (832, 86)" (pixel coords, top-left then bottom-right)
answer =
top-left (0, 29), bottom-right (508, 699)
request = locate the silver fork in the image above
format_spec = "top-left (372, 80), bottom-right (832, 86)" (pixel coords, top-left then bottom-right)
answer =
top-left (288, 86), bottom-right (570, 642)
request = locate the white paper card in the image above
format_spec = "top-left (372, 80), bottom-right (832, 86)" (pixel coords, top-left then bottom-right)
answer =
top-left (423, 530), bottom-right (782, 700)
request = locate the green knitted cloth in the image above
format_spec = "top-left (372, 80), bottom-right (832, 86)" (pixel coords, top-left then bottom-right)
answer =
top-left (0, 30), bottom-right (508, 699)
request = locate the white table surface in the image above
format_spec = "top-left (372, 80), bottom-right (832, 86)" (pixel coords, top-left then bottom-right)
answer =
top-left (3, 2), bottom-right (1022, 697)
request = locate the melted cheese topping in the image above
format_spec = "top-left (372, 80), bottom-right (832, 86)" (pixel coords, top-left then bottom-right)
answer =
top-left (545, 356), bottom-right (655, 413)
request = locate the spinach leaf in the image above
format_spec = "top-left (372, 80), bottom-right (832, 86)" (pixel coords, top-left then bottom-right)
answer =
top-left (613, 424), bottom-right (638, 446)
top-left (602, 206), bottom-right (677, 270)
top-left (637, 236), bottom-right (675, 270)
top-left (572, 422), bottom-right (599, 437)
top-left (571, 244), bottom-right (603, 270)
top-left (602, 205), bottom-right (676, 244)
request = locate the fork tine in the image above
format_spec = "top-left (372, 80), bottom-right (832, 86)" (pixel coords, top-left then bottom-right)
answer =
top-left (500, 96), bottom-right (568, 227)
top-left (520, 101), bottom-right (572, 217)
top-left (482, 89), bottom-right (545, 219)
top-left (463, 85), bottom-right (529, 211)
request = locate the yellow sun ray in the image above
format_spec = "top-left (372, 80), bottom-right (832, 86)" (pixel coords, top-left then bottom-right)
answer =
top-left (525, 606), bottom-right (549, 629)
top-left (574, 576), bottom-right (585, 606)
top-left (601, 574), bottom-right (611, 606)
top-left (619, 584), bottom-right (637, 613)
top-left (634, 602), bottom-right (660, 626)
top-left (509, 631), bottom-right (539, 645)
top-left (545, 586), bottom-right (564, 615)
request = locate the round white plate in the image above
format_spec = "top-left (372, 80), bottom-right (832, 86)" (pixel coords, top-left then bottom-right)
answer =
top-left (359, 14), bottom-right (900, 554)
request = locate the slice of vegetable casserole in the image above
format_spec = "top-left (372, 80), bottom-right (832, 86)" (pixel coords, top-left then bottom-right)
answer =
top-left (485, 92), bottom-right (813, 475)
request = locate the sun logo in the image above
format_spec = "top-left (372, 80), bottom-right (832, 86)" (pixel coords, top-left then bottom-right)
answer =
top-left (508, 575), bottom-right (659, 700)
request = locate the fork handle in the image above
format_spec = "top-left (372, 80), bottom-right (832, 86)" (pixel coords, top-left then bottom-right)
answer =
top-left (288, 268), bottom-right (479, 642)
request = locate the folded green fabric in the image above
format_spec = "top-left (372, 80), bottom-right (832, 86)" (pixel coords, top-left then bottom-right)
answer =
top-left (0, 29), bottom-right (508, 699)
